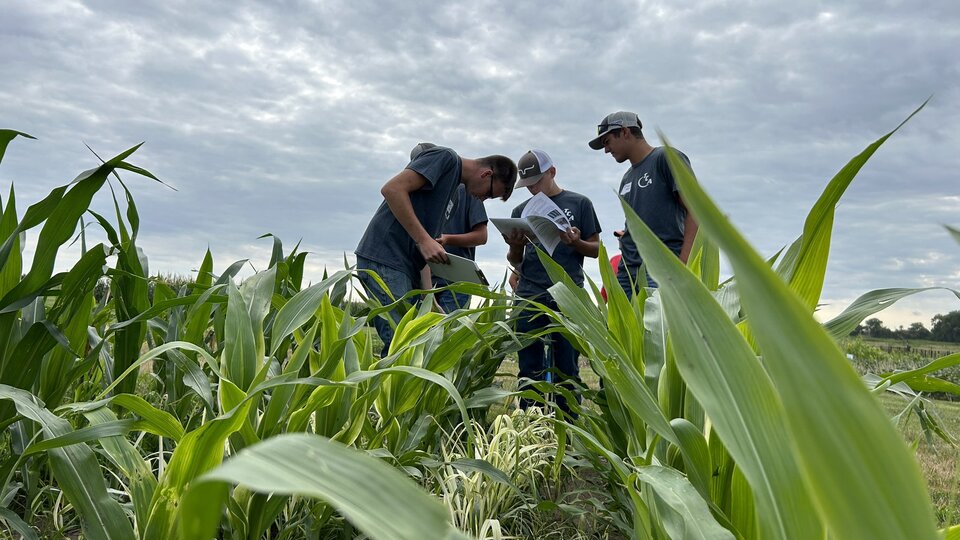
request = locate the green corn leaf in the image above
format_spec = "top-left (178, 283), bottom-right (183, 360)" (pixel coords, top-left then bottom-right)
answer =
top-left (661, 128), bottom-right (938, 539)
top-left (142, 395), bottom-right (256, 539)
top-left (270, 269), bottom-right (353, 357)
top-left (22, 419), bottom-right (135, 455)
top-left (450, 458), bottom-right (522, 494)
top-left (59, 393), bottom-right (185, 441)
top-left (0, 129), bottom-right (36, 163)
top-left (223, 283), bottom-right (258, 390)
top-left (947, 225), bottom-right (960, 246)
top-left (82, 406), bottom-right (158, 539)
top-left (896, 375), bottom-right (960, 396)
top-left (823, 287), bottom-right (960, 339)
top-left (0, 384), bottom-right (135, 539)
top-left (0, 506), bottom-right (39, 540)
top-left (182, 433), bottom-right (465, 540)
top-left (539, 248), bottom-right (676, 448)
top-left (0, 185), bottom-right (21, 299)
top-left (622, 192), bottom-right (821, 539)
top-left (633, 466), bottom-right (734, 540)
top-left (782, 98), bottom-right (927, 311)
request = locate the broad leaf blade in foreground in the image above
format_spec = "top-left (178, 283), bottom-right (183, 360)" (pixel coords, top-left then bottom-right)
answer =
top-left (623, 196), bottom-right (821, 539)
top-left (185, 433), bottom-right (465, 540)
top-left (662, 132), bottom-right (938, 540)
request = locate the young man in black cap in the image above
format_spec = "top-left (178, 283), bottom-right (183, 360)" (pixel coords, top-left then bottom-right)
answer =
top-left (356, 145), bottom-right (516, 355)
top-left (411, 143), bottom-right (489, 314)
top-left (504, 149), bottom-right (600, 416)
top-left (589, 111), bottom-right (699, 297)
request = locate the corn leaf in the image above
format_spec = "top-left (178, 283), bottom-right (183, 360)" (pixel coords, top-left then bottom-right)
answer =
top-left (184, 433), bottom-right (466, 540)
top-left (622, 194), bottom-right (821, 539)
top-left (0, 384), bottom-right (135, 539)
top-left (662, 130), bottom-right (938, 539)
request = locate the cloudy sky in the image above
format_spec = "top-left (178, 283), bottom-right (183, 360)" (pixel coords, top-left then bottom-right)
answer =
top-left (2, 0), bottom-right (958, 328)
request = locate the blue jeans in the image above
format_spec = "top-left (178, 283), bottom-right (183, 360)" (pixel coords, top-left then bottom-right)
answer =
top-left (433, 278), bottom-right (471, 313)
top-left (515, 295), bottom-right (581, 416)
top-left (356, 257), bottom-right (416, 355)
top-left (617, 260), bottom-right (657, 299)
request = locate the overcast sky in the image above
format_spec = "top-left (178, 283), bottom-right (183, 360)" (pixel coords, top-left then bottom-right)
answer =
top-left (2, 0), bottom-right (958, 328)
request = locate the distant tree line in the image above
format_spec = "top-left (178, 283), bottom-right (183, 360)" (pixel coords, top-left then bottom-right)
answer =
top-left (852, 310), bottom-right (960, 343)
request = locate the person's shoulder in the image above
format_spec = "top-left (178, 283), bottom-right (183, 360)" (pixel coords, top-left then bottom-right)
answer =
top-left (512, 198), bottom-right (530, 215)
top-left (560, 190), bottom-right (594, 204)
top-left (410, 146), bottom-right (459, 167)
top-left (653, 145), bottom-right (689, 161)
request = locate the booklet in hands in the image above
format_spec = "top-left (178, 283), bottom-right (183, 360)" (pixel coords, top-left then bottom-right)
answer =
top-left (489, 192), bottom-right (571, 255)
top-left (428, 253), bottom-right (489, 286)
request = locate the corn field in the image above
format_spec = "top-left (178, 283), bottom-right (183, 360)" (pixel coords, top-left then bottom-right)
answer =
top-left (1, 103), bottom-right (960, 539)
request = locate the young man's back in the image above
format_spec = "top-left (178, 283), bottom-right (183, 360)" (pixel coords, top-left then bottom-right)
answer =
top-left (355, 146), bottom-right (516, 354)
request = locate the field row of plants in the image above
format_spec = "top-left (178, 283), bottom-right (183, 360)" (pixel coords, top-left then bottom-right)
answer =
top-left (1, 104), bottom-right (960, 539)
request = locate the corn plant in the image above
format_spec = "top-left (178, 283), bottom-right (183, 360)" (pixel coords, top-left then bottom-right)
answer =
top-left (427, 408), bottom-right (560, 536)
top-left (0, 133), bottom-right (507, 539)
top-left (533, 102), bottom-right (959, 539)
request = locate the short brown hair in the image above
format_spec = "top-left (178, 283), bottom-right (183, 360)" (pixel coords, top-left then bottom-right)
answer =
top-left (478, 155), bottom-right (517, 201)
top-left (613, 126), bottom-right (644, 141)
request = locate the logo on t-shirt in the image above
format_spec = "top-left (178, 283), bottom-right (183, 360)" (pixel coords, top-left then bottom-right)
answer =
top-left (563, 208), bottom-right (575, 222)
top-left (637, 172), bottom-right (653, 188)
top-left (444, 199), bottom-right (455, 221)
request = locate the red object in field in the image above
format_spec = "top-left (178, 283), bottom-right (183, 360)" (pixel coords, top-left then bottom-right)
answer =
top-left (600, 254), bottom-right (622, 302)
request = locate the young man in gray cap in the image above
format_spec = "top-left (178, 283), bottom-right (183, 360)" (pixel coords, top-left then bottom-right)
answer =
top-left (411, 143), bottom-right (489, 314)
top-left (504, 149), bottom-right (601, 416)
top-left (589, 111), bottom-right (699, 297)
top-left (356, 145), bottom-right (516, 355)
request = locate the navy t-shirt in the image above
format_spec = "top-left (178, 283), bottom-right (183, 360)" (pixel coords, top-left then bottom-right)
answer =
top-left (513, 190), bottom-right (601, 299)
top-left (442, 184), bottom-right (488, 261)
top-left (618, 147), bottom-right (691, 267)
top-left (355, 146), bottom-right (462, 279)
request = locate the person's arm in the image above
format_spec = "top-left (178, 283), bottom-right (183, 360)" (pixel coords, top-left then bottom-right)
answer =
top-left (380, 169), bottom-right (448, 264)
top-left (419, 265), bottom-right (433, 289)
top-left (559, 228), bottom-right (600, 258)
top-left (678, 198), bottom-right (698, 264)
top-left (438, 223), bottom-right (488, 248)
top-left (504, 229), bottom-right (526, 266)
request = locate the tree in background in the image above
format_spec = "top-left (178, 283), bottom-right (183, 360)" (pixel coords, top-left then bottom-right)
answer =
top-left (901, 322), bottom-right (932, 340)
top-left (862, 318), bottom-right (893, 338)
top-left (931, 310), bottom-right (960, 343)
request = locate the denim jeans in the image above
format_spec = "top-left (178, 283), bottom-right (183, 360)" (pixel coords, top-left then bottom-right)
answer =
top-left (356, 257), bottom-right (416, 355)
top-left (515, 295), bottom-right (582, 417)
top-left (616, 260), bottom-right (658, 299)
top-left (433, 278), bottom-right (471, 313)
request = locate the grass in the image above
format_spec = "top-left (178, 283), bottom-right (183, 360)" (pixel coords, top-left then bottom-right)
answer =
top-left (878, 393), bottom-right (960, 527)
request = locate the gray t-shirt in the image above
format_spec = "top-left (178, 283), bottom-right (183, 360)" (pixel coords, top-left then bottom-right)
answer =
top-left (355, 146), bottom-right (461, 279)
top-left (513, 190), bottom-right (601, 299)
top-left (442, 184), bottom-right (488, 261)
top-left (618, 147), bottom-right (691, 267)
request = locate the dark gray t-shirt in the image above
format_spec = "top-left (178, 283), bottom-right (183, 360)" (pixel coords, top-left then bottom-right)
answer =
top-left (355, 146), bottom-right (461, 279)
top-left (513, 190), bottom-right (601, 299)
top-left (442, 184), bottom-right (488, 261)
top-left (618, 147), bottom-right (691, 267)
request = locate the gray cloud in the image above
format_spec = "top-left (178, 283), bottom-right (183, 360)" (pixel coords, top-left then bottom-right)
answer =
top-left (2, 0), bottom-right (958, 328)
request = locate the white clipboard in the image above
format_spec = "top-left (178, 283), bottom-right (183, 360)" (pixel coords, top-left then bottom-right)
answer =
top-left (428, 253), bottom-right (489, 285)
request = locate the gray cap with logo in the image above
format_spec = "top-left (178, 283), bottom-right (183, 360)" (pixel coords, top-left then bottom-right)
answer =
top-left (588, 111), bottom-right (642, 150)
top-left (515, 149), bottom-right (555, 188)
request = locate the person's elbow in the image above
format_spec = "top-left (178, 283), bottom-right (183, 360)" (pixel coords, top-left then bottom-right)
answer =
top-left (380, 182), bottom-right (398, 200)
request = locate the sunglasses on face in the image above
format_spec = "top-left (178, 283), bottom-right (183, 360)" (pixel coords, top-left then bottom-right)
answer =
top-left (597, 121), bottom-right (623, 135)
